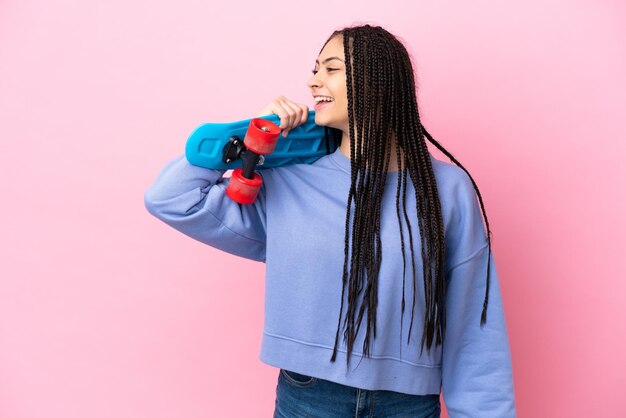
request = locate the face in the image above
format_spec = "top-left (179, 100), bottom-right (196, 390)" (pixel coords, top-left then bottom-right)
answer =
top-left (307, 35), bottom-right (349, 132)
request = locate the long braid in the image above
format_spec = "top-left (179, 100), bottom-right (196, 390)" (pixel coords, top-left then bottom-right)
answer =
top-left (392, 43), bottom-right (425, 350)
top-left (399, 45), bottom-right (447, 350)
top-left (420, 125), bottom-right (493, 324)
top-left (328, 29), bottom-right (356, 364)
top-left (356, 40), bottom-right (388, 356)
top-left (321, 25), bottom-right (493, 371)
top-left (386, 42), bottom-right (410, 357)
top-left (343, 32), bottom-right (366, 363)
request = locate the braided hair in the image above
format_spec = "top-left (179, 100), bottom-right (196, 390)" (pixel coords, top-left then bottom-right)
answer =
top-left (320, 24), bottom-right (494, 370)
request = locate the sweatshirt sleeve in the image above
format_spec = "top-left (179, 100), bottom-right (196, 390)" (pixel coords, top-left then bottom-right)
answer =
top-left (441, 170), bottom-right (517, 417)
top-left (144, 154), bottom-right (267, 262)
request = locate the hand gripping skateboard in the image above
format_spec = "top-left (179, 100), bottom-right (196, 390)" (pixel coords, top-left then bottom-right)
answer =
top-left (185, 110), bottom-right (333, 204)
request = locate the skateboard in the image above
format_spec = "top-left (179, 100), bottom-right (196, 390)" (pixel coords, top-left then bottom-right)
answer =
top-left (185, 110), bottom-right (335, 204)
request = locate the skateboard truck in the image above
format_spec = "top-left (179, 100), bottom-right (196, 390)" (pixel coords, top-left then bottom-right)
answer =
top-left (223, 118), bottom-right (280, 205)
top-left (222, 137), bottom-right (264, 173)
top-left (222, 137), bottom-right (244, 165)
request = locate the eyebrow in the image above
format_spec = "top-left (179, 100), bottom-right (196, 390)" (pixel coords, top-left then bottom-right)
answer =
top-left (315, 56), bottom-right (344, 65)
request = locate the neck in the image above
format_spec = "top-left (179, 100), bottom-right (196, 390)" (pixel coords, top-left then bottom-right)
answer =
top-left (339, 131), bottom-right (402, 173)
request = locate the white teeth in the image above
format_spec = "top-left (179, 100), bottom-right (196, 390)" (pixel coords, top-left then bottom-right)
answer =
top-left (314, 96), bottom-right (334, 103)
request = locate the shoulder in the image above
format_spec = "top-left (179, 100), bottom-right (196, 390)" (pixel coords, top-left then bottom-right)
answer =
top-left (430, 154), bottom-right (474, 201)
top-left (430, 154), bottom-right (485, 237)
top-left (258, 152), bottom-right (343, 183)
top-left (431, 155), bottom-right (490, 264)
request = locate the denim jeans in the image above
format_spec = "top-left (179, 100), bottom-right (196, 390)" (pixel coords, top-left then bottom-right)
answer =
top-left (273, 369), bottom-right (441, 418)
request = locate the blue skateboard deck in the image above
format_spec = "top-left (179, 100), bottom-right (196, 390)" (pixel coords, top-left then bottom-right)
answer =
top-left (185, 110), bottom-right (333, 170)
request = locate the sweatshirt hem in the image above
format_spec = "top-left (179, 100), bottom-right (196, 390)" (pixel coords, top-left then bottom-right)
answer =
top-left (259, 331), bottom-right (442, 395)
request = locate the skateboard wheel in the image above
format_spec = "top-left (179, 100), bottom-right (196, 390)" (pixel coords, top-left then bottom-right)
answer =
top-left (244, 118), bottom-right (280, 155)
top-left (226, 167), bottom-right (262, 204)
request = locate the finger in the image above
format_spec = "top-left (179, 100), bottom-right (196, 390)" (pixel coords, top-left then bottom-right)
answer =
top-left (277, 97), bottom-right (298, 130)
top-left (286, 101), bottom-right (308, 129)
top-left (280, 102), bottom-right (308, 137)
top-left (272, 101), bottom-right (290, 130)
top-left (298, 104), bottom-right (309, 124)
top-left (282, 100), bottom-right (307, 130)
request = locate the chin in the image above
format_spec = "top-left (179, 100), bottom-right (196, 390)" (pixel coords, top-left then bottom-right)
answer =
top-left (314, 114), bottom-right (343, 130)
top-left (314, 113), bottom-right (331, 127)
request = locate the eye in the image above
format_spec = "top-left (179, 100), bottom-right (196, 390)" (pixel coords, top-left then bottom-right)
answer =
top-left (311, 67), bottom-right (338, 75)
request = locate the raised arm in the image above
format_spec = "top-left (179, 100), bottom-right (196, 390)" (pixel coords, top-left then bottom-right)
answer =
top-left (144, 98), bottom-right (310, 262)
top-left (144, 154), bottom-right (268, 262)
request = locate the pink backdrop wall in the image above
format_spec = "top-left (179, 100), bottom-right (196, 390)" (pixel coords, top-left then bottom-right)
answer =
top-left (1, 1), bottom-right (624, 417)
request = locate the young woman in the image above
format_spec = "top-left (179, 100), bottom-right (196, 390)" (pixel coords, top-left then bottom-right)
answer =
top-left (145, 24), bottom-right (516, 417)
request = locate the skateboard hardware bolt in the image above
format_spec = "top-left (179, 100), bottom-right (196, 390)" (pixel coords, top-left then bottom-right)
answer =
top-left (260, 127), bottom-right (270, 132)
top-left (258, 155), bottom-right (265, 165)
top-left (222, 136), bottom-right (245, 165)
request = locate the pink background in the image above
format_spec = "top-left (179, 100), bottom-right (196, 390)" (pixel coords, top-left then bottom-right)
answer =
top-left (1, 1), bottom-right (625, 417)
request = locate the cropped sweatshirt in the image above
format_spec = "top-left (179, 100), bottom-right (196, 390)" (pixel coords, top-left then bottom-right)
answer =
top-left (144, 146), bottom-right (516, 417)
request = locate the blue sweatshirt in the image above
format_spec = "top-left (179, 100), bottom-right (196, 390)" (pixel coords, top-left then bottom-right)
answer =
top-left (144, 146), bottom-right (516, 417)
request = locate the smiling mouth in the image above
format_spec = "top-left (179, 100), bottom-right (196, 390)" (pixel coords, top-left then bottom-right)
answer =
top-left (314, 100), bottom-right (333, 110)
top-left (314, 95), bottom-right (334, 104)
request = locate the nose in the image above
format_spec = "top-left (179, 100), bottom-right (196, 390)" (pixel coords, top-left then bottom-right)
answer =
top-left (307, 73), bottom-right (321, 89)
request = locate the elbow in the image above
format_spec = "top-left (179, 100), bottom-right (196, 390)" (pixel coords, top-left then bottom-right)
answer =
top-left (143, 186), bottom-right (192, 222)
top-left (144, 187), bottom-right (163, 218)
